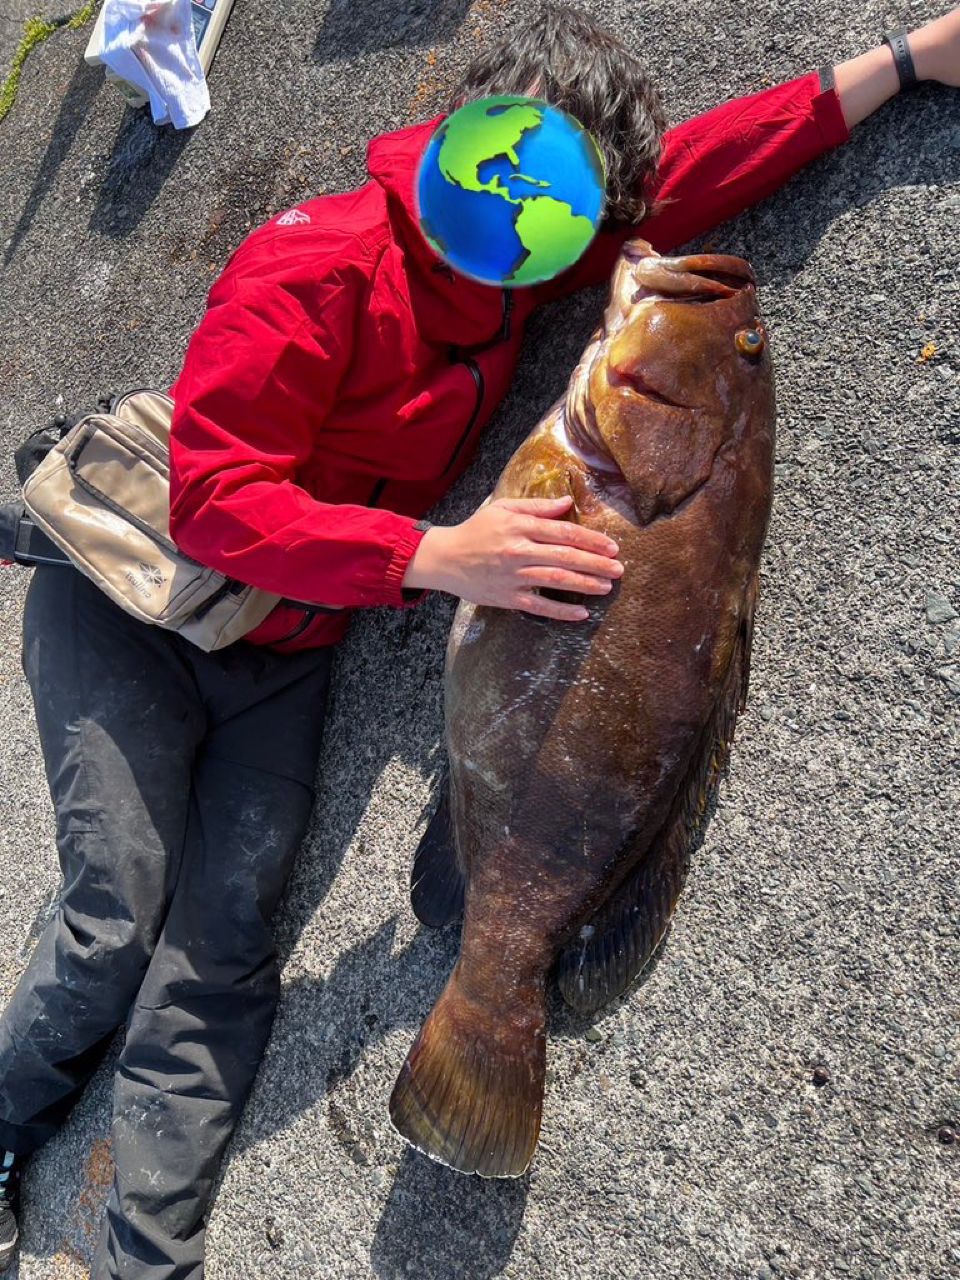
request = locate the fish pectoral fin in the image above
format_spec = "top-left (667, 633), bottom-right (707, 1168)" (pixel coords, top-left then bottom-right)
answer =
top-left (523, 463), bottom-right (576, 505)
top-left (521, 466), bottom-right (587, 607)
top-left (410, 780), bottom-right (466, 929)
top-left (557, 578), bottom-right (758, 1015)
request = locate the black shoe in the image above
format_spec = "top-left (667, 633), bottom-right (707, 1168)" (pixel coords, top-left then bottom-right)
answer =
top-left (0, 1150), bottom-right (24, 1272)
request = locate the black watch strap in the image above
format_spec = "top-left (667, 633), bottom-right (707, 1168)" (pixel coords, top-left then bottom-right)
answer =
top-left (882, 27), bottom-right (918, 89)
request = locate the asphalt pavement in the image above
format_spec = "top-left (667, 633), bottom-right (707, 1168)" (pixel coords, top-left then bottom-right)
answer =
top-left (0, 2), bottom-right (957, 1278)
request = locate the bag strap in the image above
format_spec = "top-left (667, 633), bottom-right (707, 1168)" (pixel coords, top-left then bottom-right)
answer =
top-left (0, 503), bottom-right (71, 567)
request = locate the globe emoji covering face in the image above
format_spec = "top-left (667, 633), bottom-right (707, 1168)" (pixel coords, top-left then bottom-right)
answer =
top-left (416, 96), bottom-right (607, 288)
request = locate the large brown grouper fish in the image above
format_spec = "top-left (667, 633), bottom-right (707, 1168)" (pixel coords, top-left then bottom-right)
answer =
top-left (390, 237), bottom-right (776, 1177)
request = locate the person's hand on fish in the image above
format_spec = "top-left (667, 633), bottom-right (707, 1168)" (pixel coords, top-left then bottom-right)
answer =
top-left (402, 494), bottom-right (624, 621)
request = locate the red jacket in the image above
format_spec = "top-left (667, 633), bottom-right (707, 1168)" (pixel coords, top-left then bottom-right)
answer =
top-left (168, 71), bottom-right (849, 651)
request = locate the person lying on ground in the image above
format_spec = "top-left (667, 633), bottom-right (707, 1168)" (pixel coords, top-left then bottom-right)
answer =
top-left (0, 3), bottom-right (957, 1275)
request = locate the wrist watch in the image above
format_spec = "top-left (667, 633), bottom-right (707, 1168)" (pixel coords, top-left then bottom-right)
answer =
top-left (882, 27), bottom-right (919, 89)
top-left (820, 27), bottom-right (919, 98)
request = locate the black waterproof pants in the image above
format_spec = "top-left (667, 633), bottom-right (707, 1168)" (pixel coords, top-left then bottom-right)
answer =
top-left (0, 567), bottom-right (334, 1277)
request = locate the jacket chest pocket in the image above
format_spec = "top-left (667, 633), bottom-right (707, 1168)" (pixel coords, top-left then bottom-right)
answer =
top-left (383, 291), bottom-right (515, 484)
top-left (392, 357), bottom-right (486, 482)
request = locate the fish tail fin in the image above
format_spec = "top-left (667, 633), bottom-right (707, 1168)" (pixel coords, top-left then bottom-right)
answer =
top-left (389, 965), bottom-right (546, 1178)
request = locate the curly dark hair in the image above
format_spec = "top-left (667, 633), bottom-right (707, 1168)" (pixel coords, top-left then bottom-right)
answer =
top-left (447, 3), bottom-right (667, 227)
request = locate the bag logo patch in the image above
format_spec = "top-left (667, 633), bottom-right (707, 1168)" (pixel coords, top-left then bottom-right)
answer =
top-left (276, 209), bottom-right (311, 227)
top-left (124, 561), bottom-right (165, 598)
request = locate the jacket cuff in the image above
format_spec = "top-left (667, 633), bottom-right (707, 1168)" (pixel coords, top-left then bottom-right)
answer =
top-left (810, 68), bottom-right (851, 148)
top-left (383, 518), bottom-right (431, 609)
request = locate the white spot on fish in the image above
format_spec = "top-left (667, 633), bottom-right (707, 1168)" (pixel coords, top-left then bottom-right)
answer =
top-left (461, 757), bottom-right (508, 791)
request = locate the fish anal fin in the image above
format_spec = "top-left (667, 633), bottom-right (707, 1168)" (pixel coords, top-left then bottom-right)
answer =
top-left (557, 580), bottom-right (758, 1014)
top-left (410, 784), bottom-right (466, 929)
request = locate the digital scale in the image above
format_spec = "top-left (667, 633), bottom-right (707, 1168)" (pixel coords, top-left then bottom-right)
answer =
top-left (186, 0), bottom-right (235, 67)
top-left (85, 0), bottom-right (237, 110)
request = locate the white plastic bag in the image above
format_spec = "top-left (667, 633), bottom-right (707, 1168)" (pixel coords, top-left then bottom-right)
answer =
top-left (86, 0), bottom-right (210, 129)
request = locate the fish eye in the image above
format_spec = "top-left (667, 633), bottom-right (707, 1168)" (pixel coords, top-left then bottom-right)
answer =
top-left (736, 328), bottom-right (765, 358)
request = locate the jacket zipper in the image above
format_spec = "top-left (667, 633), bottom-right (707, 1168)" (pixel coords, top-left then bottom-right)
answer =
top-left (442, 357), bottom-right (484, 477)
top-left (441, 290), bottom-right (513, 478)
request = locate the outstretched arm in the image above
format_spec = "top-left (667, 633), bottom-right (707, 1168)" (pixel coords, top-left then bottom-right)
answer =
top-left (532, 7), bottom-right (960, 303)
top-left (836, 5), bottom-right (960, 127)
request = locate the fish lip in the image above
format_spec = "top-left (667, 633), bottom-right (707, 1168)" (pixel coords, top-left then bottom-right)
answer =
top-left (631, 254), bottom-right (756, 304)
top-left (673, 254), bottom-right (757, 288)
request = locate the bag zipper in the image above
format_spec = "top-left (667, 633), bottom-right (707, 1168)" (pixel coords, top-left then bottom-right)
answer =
top-left (192, 577), bottom-right (237, 620)
top-left (273, 611), bottom-right (318, 644)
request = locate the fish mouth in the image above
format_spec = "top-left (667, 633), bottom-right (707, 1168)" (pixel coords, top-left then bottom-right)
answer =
top-left (627, 252), bottom-right (757, 305)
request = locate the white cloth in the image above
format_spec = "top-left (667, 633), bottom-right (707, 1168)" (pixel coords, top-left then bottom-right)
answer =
top-left (96, 0), bottom-right (210, 129)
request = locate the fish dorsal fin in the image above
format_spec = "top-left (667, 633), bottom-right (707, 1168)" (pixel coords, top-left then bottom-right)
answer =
top-left (557, 580), bottom-right (758, 1014)
top-left (410, 780), bottom-right (466, 928)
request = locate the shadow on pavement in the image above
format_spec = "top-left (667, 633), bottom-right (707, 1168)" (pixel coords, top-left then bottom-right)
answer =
top-left (370, 1148), bottom-right (528, 1280)
top-left (236, 916), bottom-right (532, 1275)
top-left (2, 56), bottom-right (101, 266)
top-left (312, 0), bottom-right (473, 64)
top-left (738, 88), bottom-right (960, 289)
top-left (88, 108), bottom-right (191, 238)
top-left (2, 62), bottom-right (191, 263)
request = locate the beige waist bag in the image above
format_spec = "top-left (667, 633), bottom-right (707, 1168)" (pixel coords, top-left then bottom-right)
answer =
top-left (22, 388), bottom-right (283, 651)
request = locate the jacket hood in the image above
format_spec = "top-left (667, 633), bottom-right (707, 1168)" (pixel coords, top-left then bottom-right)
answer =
top-left (366, 116), bottom-right (510, 347)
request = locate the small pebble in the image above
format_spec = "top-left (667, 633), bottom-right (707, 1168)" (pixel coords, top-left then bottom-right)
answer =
top-left (584, 1027), bottom-right (603, 1043)
top-left (937, 1125), bottom-right (955, 1145)
top-left (812, 1066), bottom-right (831, 1087)
top-left (926, 592), bottom-right (958, 625)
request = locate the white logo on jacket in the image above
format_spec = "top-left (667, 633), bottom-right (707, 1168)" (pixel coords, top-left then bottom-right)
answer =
top-left (276, 209), bottom-right (311, 226)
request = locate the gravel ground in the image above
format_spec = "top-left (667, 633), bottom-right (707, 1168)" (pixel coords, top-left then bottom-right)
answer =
top-left (0, 2), bottom-right (958, 1278)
